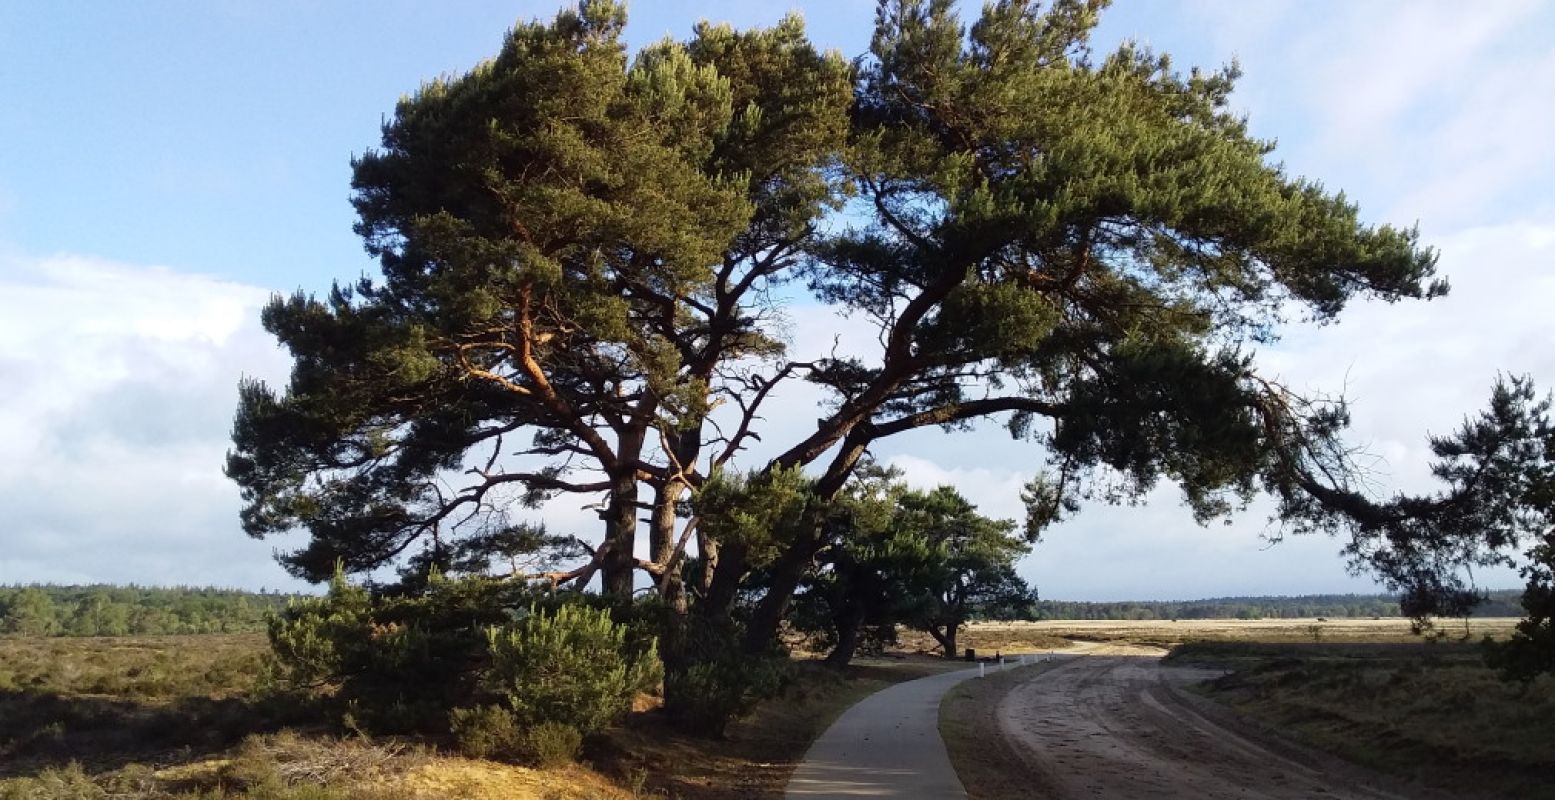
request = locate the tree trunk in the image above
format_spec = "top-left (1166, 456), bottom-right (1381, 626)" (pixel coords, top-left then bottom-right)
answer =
top-left (741, 538), bottom-right (816, 652)
top-left (600, 469), bottom-right (639, 599)
top-left (703, 541), bottom-right (748, 616)
top-left (825, 596), bottom-right (865, 667)
top-left (649, 481), bottom-right (687, 610)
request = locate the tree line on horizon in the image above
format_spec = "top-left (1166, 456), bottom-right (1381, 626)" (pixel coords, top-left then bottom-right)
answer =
top-left (0, 583), bottom-right (1527, 638)
top-left (1034, 591), bottom-right (1526, 622)
top-left (0, 584), bottom-right (304, 637)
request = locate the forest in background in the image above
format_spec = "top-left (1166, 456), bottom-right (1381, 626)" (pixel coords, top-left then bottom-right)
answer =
top-left (1034, 591), bottom-right (1524, 621)
top-left (0, 584), bottom-right (304, 637)
top-left (0, 584), bottom-right (1523, 638)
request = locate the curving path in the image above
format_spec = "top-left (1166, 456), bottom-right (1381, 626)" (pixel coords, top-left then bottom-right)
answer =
top-left (786, 663), bottom-right (986, 799)
top-left (994, 645), bottom-right (1445, 800)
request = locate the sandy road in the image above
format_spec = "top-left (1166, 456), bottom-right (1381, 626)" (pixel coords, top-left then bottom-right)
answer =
top-left (995, 645), bottom-right (1436, 800)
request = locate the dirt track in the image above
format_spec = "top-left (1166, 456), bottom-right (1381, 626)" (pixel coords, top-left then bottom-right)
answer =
top-left (995, 645), bottom-right (1441, 800)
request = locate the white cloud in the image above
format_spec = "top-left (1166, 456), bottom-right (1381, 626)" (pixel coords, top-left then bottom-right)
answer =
top-left (0, 251), bottom-right (303, 590)
top-left (1177, 1), bottom-right (1555, 230)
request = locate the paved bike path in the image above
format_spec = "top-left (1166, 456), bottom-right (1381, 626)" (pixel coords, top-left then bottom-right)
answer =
top-left (785, 664), bottom-right (984, 799)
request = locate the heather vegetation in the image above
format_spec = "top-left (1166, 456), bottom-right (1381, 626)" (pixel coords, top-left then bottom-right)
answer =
top-left (1173, 640), bottom-right (1555, 799)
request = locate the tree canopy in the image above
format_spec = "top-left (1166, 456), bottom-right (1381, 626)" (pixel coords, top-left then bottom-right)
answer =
top-left (228, 0), bottom-right (1551, 668)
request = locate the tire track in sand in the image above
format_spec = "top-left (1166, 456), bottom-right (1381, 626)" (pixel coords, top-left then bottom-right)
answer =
top-left (994, 645), bottom-right (1441, 800)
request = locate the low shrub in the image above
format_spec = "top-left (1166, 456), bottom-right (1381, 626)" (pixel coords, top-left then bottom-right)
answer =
top-left (521, 721), bottom-right (582, 767)
top-left (0, 762), bottom-right (103, 800)
top-left (484, 604), bottom-right (661, 736)
top-left (265, 569), bottom-right (540, 732)
top-left (449, 704), bottom-right (522, 760)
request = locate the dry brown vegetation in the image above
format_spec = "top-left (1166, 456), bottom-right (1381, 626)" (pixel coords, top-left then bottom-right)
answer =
top-left (1174, 639), bottom-right (1555, 800)
top-left (0, 633), bottom-right (966, 799)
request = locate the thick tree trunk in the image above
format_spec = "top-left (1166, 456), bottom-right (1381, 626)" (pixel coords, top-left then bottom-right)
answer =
top-left (649, 481), bottom-right (687, 610)
top-left (600, 469), bottom-right (639, 599)
top-left (824, 595), bottom-right (865, 667)
top-left (704, 541), bottom-right (748, 616)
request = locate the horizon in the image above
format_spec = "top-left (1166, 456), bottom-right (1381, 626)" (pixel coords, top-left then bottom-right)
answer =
top-left (2, 581), bottom-right (1525, 608)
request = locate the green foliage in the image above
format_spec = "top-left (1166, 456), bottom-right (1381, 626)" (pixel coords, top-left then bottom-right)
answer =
top-left (448, 704), bottom-right (522, 760)
top-left (265, 570), bottom-right (539, 732)
top-left (226, 0), bottom-right (851, 598)
top-left (1283, 375), bottom-right (1555, 622)
top-left (658, 614), bottom-right (787, 736)
top-left (0, 585), bottom-right (301, 637)
top-left (1486, 530), bottom-right (1555, 681)
top-left (484, 603), bottom-right (660, 736)
top-left (792, 469), bottom-right (1035, 663)
top-left (694, 465), bottom-right (813, 565)
top-left (520, 721), bottom-right (583, 767)
top-left (221, 0), bottom-right (1547, 698)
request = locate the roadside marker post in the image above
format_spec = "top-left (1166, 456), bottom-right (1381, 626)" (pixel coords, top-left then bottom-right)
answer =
top-left (979, 662), bottom-right (985, 679)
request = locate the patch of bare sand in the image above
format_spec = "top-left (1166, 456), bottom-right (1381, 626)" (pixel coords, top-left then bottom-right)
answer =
top-left (989, 646), bottom-right (1455, 800)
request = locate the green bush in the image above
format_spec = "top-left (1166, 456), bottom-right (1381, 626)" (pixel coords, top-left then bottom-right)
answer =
top-left (265, 570), bottom-right (538, 732)
top-left (484, 604), bottom-right (660, 736)
top-left (448, 704), bottom-right (522, 760)
top-left (658, 616), bottom-right (787, 737)
top-left (521, 721), bottom-right (583, 767)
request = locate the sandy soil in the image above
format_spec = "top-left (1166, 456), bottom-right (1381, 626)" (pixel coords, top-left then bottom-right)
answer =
top-left (993, 645), bottom-right (1449, 800)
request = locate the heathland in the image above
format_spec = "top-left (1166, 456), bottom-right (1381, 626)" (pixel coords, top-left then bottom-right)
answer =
top-left (2, 586), bottom-right (1546, 799)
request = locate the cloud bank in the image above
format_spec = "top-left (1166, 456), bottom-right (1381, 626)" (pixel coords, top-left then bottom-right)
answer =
top-left (0, 251), bottom-right (303, 590)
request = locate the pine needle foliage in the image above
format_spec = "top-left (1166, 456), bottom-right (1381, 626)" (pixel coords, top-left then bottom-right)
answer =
top-left (484, 604), bottom-right (661, 735)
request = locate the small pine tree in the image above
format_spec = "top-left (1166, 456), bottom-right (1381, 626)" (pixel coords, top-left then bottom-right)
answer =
top-left (484, 604), bottom-right (660, 736)
top-left (1486, 529), bottom-right (1555, 681)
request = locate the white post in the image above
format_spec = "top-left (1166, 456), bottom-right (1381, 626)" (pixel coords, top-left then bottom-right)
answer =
top-left (979, 662), bottom-right (986, 679)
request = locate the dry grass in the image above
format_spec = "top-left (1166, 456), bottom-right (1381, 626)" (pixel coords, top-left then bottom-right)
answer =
top-left (0, 634), bottom-right (281, 781)
top-left (1177, 640), bottom-right (1555, 800)
top-left (0, 633), bottom-right (971, 799)
top-left (0, 634), bottom-right (267, 699)
top-left (894, 624), bottom-right (1071, 658)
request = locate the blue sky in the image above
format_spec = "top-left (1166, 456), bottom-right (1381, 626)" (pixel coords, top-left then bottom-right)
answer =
top-left (2, 1), bottom-right (1551, 600)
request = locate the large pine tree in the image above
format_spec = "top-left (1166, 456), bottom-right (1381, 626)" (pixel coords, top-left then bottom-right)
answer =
top-left (230, 1), bottom-right (1552, 660)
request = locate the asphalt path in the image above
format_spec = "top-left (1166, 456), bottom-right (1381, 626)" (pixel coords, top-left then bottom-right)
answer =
top-left (786, 656), bottom-right (1050, 799)
top-left (785, 663), bottom-right (981, 799)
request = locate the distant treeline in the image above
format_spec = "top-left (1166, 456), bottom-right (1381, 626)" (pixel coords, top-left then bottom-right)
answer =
top-left (0, 584), bottom-right (307, 637)
top-left (0, 585), bottom-right (1527, 636)
top-left (1034, 590), bottom-right (1525, 621)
